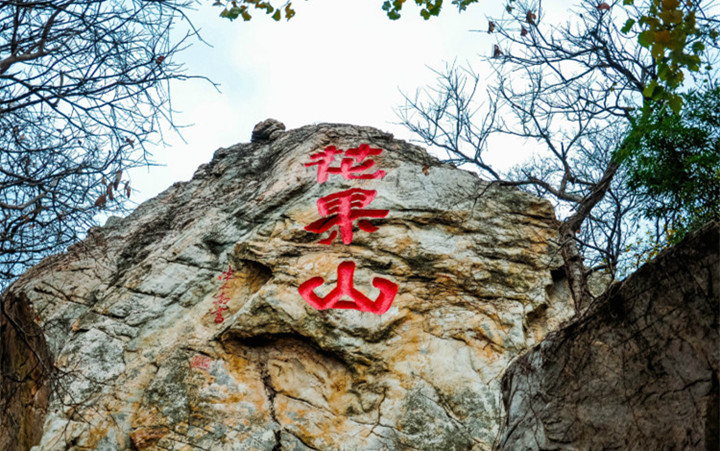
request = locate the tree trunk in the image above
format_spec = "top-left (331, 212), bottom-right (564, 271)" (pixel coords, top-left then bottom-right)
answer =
top-left (561, 160), bottom-right (620, 311)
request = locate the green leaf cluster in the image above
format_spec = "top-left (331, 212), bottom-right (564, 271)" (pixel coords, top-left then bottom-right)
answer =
top-left (215, 0), bottom-right (515, 23)
top-left (382, 0), bottom-right (517, 19)
top-left (382, 0), bottom-right (446, 20)
top-left (623, 0), bottom-right (715, 112)
top-left (216, 0), bottom-right (295, 21)
top-left (622, 87), bottom-right (720, 240)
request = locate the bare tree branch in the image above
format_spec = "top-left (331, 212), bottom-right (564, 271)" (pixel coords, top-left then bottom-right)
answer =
top-left (0, 0), bottom-right (213, 289)
top-left (397, 0), bottom-right (718, 310)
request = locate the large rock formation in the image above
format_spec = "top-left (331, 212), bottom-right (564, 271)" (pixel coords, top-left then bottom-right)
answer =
top-left (497, 221), bottom-right (719, 450)
top-left (1, 122), bottom-right (574, 450)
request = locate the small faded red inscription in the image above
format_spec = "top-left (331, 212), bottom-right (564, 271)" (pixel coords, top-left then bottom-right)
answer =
top-left (190, 355), bottom-right (212, 370)
top-left (213, 265), bottom-right (234, 324)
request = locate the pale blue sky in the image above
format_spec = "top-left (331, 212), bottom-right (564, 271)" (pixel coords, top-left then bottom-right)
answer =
top-left (128, 0), bottom-right (504, 205)
top-left (127, 0), bottom-right (576, 208)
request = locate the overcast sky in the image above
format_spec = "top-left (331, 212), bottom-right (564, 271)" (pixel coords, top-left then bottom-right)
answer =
top-left (127, 0), bottom-right (558, 209)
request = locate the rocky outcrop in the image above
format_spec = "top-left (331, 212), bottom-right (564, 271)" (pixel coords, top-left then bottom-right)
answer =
top-left (251, 118), bottom-right (286, 143)
top-left (497, 221), bottom-right (719, 450)
top-left (2, 121), bottom-right (574, 450)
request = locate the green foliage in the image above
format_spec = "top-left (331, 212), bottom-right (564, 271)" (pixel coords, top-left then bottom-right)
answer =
top-left (215, 0), bottom-right (294, 21)
top-left (212, 0), bottom-right (716, 108)
top-left (622, 0), bottom-right (717, 112)
top-left (212, 0), bottom-right (716, 116)
top-left (622, 87), bottom-right (720, 241)
top-left (382, 0), bottom-right (514, 19)
top-left (214, 0), bottom-right (517, 22)
top-left (383, 0), bottom-right (446, 20)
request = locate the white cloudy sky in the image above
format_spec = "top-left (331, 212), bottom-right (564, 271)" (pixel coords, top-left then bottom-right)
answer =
top-left (127, 0), bottom-right (563, 208)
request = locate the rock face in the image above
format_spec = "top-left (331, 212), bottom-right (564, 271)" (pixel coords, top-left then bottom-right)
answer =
top-left (497, 221), bottom-right (720, 450)
top-left (0, 291), bottom-right (52, 451)
top-left (2, 122), bottom-right (574, 450)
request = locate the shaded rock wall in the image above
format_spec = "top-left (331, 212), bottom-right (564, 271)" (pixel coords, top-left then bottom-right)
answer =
top-left (0, 291), bottom-right (52, 451)
top-left (498, 221), bottom-right (720, 450)
top-left (1, 122), bottom-right (574, 450)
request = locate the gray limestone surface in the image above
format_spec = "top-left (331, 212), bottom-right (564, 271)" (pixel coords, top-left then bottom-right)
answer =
top-left (2, 121), bottom-right (574, 451)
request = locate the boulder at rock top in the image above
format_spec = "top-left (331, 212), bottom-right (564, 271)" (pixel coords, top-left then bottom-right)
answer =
top-left (1, 122), bottom-right (574, 451)
top-left (497, 221), bottom-right (720, 450)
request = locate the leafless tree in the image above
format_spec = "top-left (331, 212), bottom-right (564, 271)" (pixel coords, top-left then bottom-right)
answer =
top-left (0, 0), bottom-right (208, 289)
top-left (399, 0), bottom-right (719, 310)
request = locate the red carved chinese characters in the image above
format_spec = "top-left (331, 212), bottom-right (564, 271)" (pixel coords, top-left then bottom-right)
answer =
top-left (304, 144), bottom-right (386, 183)
top-left (213, 265), bottom-right (234, 323)
top-left (305, 188), bottom-right (389, 245)
top-left (299, 144), bottom-right (398, 315)
top-left (299, 261), bottom-right (398, 314)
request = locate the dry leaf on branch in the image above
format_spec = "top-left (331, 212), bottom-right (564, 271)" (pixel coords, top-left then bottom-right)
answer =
top-left (94, 194), bottom-right (106, 208)
top-left (114, 170), bottom-right (122, 190)
top-left (526, 10), bottom-right (536, 24)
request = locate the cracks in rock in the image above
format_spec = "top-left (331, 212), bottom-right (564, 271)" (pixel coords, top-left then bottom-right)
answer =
top-left (497, 225), bottom-right (719, 449)
top-left (90, 310), bottom-right (127, 322)
top-left (275, 391), bottom-right (331, 417)
top-left (221, 332), bottom-right (388, 449)
top-left (157, 426), bottom-right (213, 451)
top-left (410, 373), bottom-right (486, 447)
top-left (33, 283), bottom-right (88, 307)
top-left (264, 376), bottom-right (391, 450)
top-left (258, 357), bottom-right (282, 451)
top-left (368, 386), bottom-right (388, 438)
top-left (157, 256), bottom-right (216, 272)
top-left (425, 328), bottom-right (501, 354)
top-left (706, 370), bottom-right (719, 450)
top-left (124, 285), bottom-right (167, 300)
top-left (420, 389), bottom-right (468, 432)
top-left (224, 332), bottom-right (366, 378)
top-left (284, 430), bottom-right (321, 451)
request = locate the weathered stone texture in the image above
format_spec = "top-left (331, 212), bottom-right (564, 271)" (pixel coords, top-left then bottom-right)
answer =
top-left (0, 292), bottom-right (52, 451)
top-left (2, 122), bottom-right (574, 450)
top-left (497, 221), bottom-right (720, 450)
